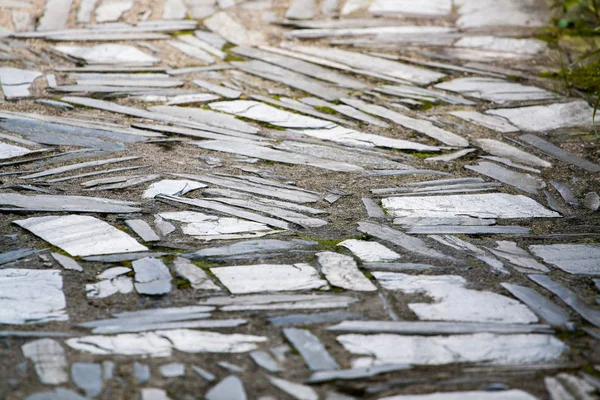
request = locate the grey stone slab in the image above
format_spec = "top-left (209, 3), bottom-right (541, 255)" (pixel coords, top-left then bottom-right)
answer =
top-left (91, 319), bottom-right (247, 334)
top-left (486, 241), bottom-right (549, 273)
top-left (488, 101), bottom-right (595, 131)
top-left (194, 30), bottom-right (227, 49)
top-left (377, 85), bottom-right (475, 105)
top-left (518, 134), bottom-right (600, 173)
top-left (379, 390), bottom-right (539, 400)
top-left (203, 11), bottom-right (265, 46)
top-left (0, 68), bottom-right (42, 100)
top-left (500, 283), bottom-right (570, 327)
top-left (269, 311), bottom-right (362, 327)
top-left (362, 198), bottom-right (385, 218)
top-left (71, 363), bottom-right (102, 398)
top-left (0, 192), bottom-right (133, 212)
top-left (317, 251), bottom-right (377, 291)
top-left (341, 98), bottom-right (468, 147)
top-left (22, 339), bottom-right (68, 385)
top-left (160, 363), bottom-right (185, 377)
top-left (357, 221), bottom-right (453, 260)
top-left (53, 44), bottom-right (158, 65)
top-left (529, 244), bottom-right (600, 276)
top-left (529, 274), bottom-right (600, 327)
top-left (217, 361), bottom-right (244, 373)
top-left (189, 239), bottom-right (317, 258)
top-left (406, 225), bottom-right (530, 235)
top-left (148, 105), bottom-right (259, 134)
top-left (479, 156), bottom-right (542, 174)
top-left (77, 0), bottom-right (98, 22)
top-left (191, 140), bottom-right (363, 172)
top-left (283, 328), bottom-right (339, 371)
top-left (250, 350), bottom-right (283, 372)
top-left (125, 219), bottom-right (161, 242)
top-left (193, 79), bottom-right (240, 98)
top-left (37, 0), bottom-right (73, 31)
top-left (134, 362), bottom-right (150, 383)
top-left (426, 148), bottom-right (476, 163)
top-left (289, 45), bottom-right (445, 85)
top-left (309, 364), bottom-right (412, 383)
top-left (327, 320), bottom-right (553, 334)
top-left (550, 181), bottom-right (579, 207)
top-left (456, 0), bottom-right (548, 29)
top-left (363, 263), bottom-right (442, 271)
top-left (465, 161), bottom-right (545, 194)
top-left (163, 0), bottom-right (186, 18)
top-left (255, 96), bottom-right (353, 126)
top-left (172, 257), bottom-right (220, 290)
top-left (583, 192), bottom-right (600, 211)
top-left (436, 77), bottom-right (556, 104)
top-left (132, 257), bottom-right (172, 295)
top-left (473, 139), bottom-right (551, 168)
top-left (0, 248), bottom-right (39, 265)
top-left (268, 376), bottom-right (318, 400)
top-left (206, 376), bottom-right (247, 400)
top-left (449, 111), bottom-right (519, 133)
top-left (83, 252), bottom-right (166, 262)
top-left (233, 60), bottom-right (346, 101)
top-left (86, 174), bottom-right (160, 191)
top-left (232, 46), bottom-right (366, 90)
top-left (167, 40), bottom-right (215, 63)
top-left (191, 365), bottom-right (215, 381)
top-left (50, 252), bottom-right (83, 272)
top-left (21, 156), bottom-right (139, 179)
top-left (299, 97), bottom-right (389, 127)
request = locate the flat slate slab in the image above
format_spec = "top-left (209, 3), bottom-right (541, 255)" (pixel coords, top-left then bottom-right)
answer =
top-left (14, 215), bottom-right (148, 257)
top-left (382, 193), bottom-right (560, 219)
top-left (528, 244), bottom-right (600, 276)
top-left (379, 390), bottom-right (539, 400)
top-left (369, 0), bottom-right (452, 17)
top-left (283, 328), bottom-right (339, 371)
top-left (316, 251), bottom-right (377, 291)
top-left (487, 101), bottom-right (594, 131)
top-left (53, 44), bottom-right (159, 65)
top-left (436, 77), bottom-right (556, 104)
top-left (132, 257), bottom-right (172, 295)
top-left (0, 68), bottom-right (42, 100)
top-left (22, 339), bottom-right (69, 385)
top-left (518, 134), bottom-right (600, 173)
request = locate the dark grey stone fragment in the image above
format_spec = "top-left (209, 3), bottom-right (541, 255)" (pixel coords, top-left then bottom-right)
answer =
top-left (519, 134), bottom-right (600, 173)
top-left (71, 363), bottom-right (103, 398)
top-left (501, 283), bottom-right (570, 326)
top-left (133, 362), bottom-right (150, 383)
top-left (269, 311), bottom-right (362, 327)
top-left (308, 364), bottom-right (411, 383)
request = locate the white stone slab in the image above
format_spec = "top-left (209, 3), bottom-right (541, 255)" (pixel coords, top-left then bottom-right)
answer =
top-left (454, 36), bottom-right (546, 55)
top-left (15, 215), bottom-right (146, 256)
top-left (286, 0), bottom-right (317, 19)
top-left (211, 263), bottom-right (328, 294)
top-left (382, 193), bottom-right (560, 219)
top-left (132, 257), bottom-right (172, 295)
top-left (53, 44), bottom-right (158, 65)
top-left (209, 100), bottom-right (334, 129)
top-left (22, 339), bottom-right (68, 385)
top-left (380, 390), bottom-right (539, 400)
top-left (77, 0), bottom-right (98, 22)
top-left (173, 257), bottom-right (220, 290)
top-left (203, 12), bottom-right (266, 46)
top-left (341, 0), bottom-right (369, 15)
top-left (472, 139), bottom-right (551, 168)
top-left (159, 211), bottom-right (273, 239)
top-left (200, 293), bottom-right (357, 311)
top-left (369, 0), bottom-right (451, 17)
top-left (141, 388), bottom-right (172, 400)
top-left (337, 332), bottom-right (565, 365)
top-left (528, 244), bottom-right (600, 276)
top-left (374, 272), bottom-right (538, 323)
top-left (143, 179), bottom-right (206, 198)
top-left (51, 252), bottom-right (83, 272)
top-left (487, 101), bottom-right (595, 131)
top-left (0, 269), bottom-right (68, 325)
top-left (448, 111), bottom-right (518, 133)
top-left (455, 0), bottom-right (547, 29)
top-left (435, 78), bottom-right (556, 104)
top-left (95, 0), bottom-right (133, 22)
top-left (37, 0), bottom-right (72, 31)
top-left (0, 141), bottom-right (32, 159)
top-left (67, 329), bottom-right (266, 356)
top-left (86, 276), bottom-right (134, 299)
top-left (163, 0), bottom-right (186, 18)
top-left (316, 252), bottom-right (377, 292)
top-left (338, 239), bottom-right (401, 263)
top-left (294, 125), bottom-right (440, 152)
top-left (0, 68), bottom-right (42, 100)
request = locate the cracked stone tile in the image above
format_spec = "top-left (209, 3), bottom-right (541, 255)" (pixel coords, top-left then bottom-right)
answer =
top-left (22, 339), bottom-right (68, 385)
top-left (173, 257), bottom-right (220, 290)
top-left (71, 363), bottom-right (102, 398)
top-left (374, 273), bottom-right (538, 323)
top-left (14, 215), bottom-right (147, 257)
top-left (206, 376), bottom-right (247, 400)
top-left (500, 283), bottom-right (570, 327)
top-left (199, 293), bottom-right (357, 311)
top-left (379, 390), bottom-right (539, 400)
top-left (66, 329), bottom-right (267, 356)
top-left (210, 263), bottom-right (328, 294)
top-left (528, 244), bottom-right (600, 276)
top-left (382, 193), bottom-right (560, 219)
top-left (0, 269), bottom-right (67, 324)
top-left (338, 239), bottom-right (401, 263)
top-left (0, 68), bottom-right (42, 100)
top-left (283, 328), bottom-right (340, 371)
top-left (317, 251), bottom-right (377, 291)
top-left (337, 332), bottom-right (565, 366)
top-left (53, 44), bottom-right (159, 65)
top-left (86, 275), bottom-right (134, 299)
top-left (436, 77), bottom-right (556, 104)
top-left (132, 257), bottom-right (172, 295)
top-left (144, 179), bottom-right (207, 199)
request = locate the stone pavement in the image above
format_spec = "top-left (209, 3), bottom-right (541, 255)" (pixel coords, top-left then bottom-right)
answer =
top-left (0, 0), bottom-right (599, 399)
